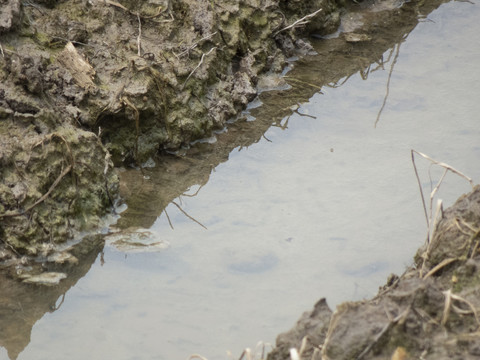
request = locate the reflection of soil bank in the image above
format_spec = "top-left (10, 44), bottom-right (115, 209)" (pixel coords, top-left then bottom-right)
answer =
top-left (116, 0), bottom-right (451, 231)
top-left (0, 0), bottom-right (339, 253)
top-left (0, 235), bottom-right (103, 360)
top-left (268, 186), bottom-right (480, 360)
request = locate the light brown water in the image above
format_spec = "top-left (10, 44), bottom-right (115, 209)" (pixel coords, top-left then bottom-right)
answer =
top-left (1, 1), bottom-right (480, 359)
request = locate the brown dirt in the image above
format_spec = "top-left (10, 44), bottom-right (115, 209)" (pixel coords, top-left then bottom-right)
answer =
top-left (267, 186), bottom-right (480, 360)
top-left (1, 0), bottom-right (480, 359)
top-left (0, 0), bottom-right (341, 254)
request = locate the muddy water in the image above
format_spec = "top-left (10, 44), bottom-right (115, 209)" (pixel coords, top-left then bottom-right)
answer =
top-left (2, 1), bottom-right (480, 359)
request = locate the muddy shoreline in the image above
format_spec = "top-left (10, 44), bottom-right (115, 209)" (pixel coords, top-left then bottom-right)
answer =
top-left (1, 0), bottom-right (340, 254)
top-left (1, 0), bottom-right (479, 359)
top-left (268, 185), bottom-right (480, 360)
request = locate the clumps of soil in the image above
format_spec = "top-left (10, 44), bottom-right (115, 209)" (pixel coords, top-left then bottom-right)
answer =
top-left (267, 185), bottom-right (480, 360)
top-left (0, 118), bottom-right (118, 252)
top-left (0, 0), bottom-right (342, 254)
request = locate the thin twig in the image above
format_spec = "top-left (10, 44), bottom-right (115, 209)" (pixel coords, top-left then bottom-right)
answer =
top-left (164, 208), bottom-right (174, 230)
top-left (171, 201), bottom-right (207, 229)
top-left (0, 42), bottom-right (4, 57)
top-left (0, 165), bottom-right (72, 218)
top-left (374, 42), bottom-right (401, 127)
top-left (175, 31), bottom-right (218, 58)
top-left (103, 0), bottom-right (167, 20)
top-left (411, 149), bottom-right (429, 232)
top-left (273, 8), bottom-right (322, 36)
top-left (182, 47), bottom-right (216, 90)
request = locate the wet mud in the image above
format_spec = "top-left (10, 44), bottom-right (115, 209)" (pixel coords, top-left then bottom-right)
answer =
top-left (268, 186), bottom-right (480, 360)
top-left (0, 0), bottom-right (340, 254)
top-left (1, 0), bottom-right (479, 359)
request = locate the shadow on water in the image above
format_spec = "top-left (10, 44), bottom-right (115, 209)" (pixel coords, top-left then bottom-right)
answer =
top-left (0, 0), bottom-right (456, 357)
top-left (0, 236), bottom-right (104, 360)
top-left (115, 0), bottom-right (450, 231)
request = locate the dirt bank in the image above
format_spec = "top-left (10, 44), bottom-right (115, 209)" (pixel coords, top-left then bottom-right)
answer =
top-left (0, 0), bottom-right (341, 255)
top-left (268, 185), bottom-right (480, 359)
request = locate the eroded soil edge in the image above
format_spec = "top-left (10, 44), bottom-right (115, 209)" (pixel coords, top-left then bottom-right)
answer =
top-left (268, 186), bottom-right (480, 360)
top-left (0, 0), bottom-right (339, 254)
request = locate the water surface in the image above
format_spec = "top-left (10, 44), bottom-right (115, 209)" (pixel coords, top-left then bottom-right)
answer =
top-left (2, 1), bottom-right (480, 359)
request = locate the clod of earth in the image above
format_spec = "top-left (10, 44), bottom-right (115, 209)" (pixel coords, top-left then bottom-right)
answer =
top-left (268, 186), bottom-right (480, 360)
top-left (0, 0), bottom-right (340, 254)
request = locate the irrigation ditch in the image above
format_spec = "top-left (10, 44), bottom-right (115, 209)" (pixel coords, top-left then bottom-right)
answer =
top-left (1, 0), bottom-right (479, 359)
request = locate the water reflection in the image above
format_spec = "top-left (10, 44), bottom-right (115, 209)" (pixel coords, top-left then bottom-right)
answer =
top-left (0, 236), bottom-right (104, 359)
top-left (2, 0), bottom-right (480, 359)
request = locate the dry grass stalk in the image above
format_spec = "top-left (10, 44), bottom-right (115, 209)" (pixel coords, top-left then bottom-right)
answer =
top-left (175, 32), bottom-right (218, 58)
top-left (238, 348), bottom-right (252, 360)
top-left (442, 289), bottom-right (480, 327)
top-left (423, 257), bottom-right (457, 279)
top-left (171, 201), bottom-right (207, 229)
top-left (273, 9), bottom-right (323, 36)
top-left (411, 150), bottom-right (473, 241)
top-left (374, 43), bottom-right (401, 128)
top-left (188, 355), bottom-right (209, 360)
top-left (411, 149), bottom-right (474, 276)
top-left (137, 13), bottom-right (142, 56)
top-left (0, 165), bottom-right (73, 218)
top-left (289, 348), bottom-right (300, 360)
top-left (102, 0), bottom-right (166, 20)
top-left (182, 47), bottom-right (217, 90)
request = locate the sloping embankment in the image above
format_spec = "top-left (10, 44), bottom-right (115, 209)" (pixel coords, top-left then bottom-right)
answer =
top-left (268, 185), bottom-right (480, 359)
top-left (0, 0), bottom-right (339, 253)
